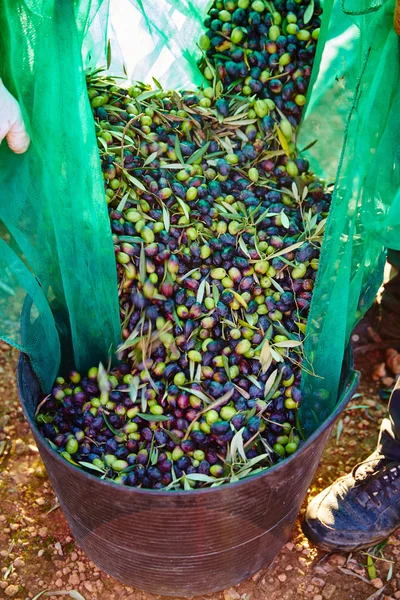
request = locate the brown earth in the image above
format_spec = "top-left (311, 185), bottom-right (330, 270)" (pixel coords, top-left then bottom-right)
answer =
top-left (1, 338), bottom-right (400, 600)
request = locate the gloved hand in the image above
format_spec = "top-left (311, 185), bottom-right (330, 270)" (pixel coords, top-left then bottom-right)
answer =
top-left (0, 80), bottom-right (30, 154)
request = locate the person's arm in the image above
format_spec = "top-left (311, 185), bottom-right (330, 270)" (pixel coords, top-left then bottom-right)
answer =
top-left (0, 80), bottom-right (30, 154)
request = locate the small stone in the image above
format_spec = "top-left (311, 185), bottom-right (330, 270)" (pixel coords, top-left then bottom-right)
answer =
top-left (393, 592), bottom-right (400, 599)
top-left (54, 542), bottom-right (63, 556)
top-left (13, 558), bottom-right (25, 568)
top-left (5, 585), bottom-right (19, 597)
top-left (295, 544), bottom-right (303, 551)
top-left (77, 562), bottom-right (86, 573)
top-left (224, 589), bottom-right (240, 600)
top-left (14, 439), bottom-right (27, 456)
top-left (37, 550), bottom-right (44, 557)
top-left (285, 542), bottom-right (294, 551)
top-left (371, 578), bottom-right (384, 589)
top-left (277, 574), bottom-right (287, 582)
top-left (70, 552), bottom-right (78, 561)
top-left (55, 579), bottom-right (63, 588)
top-left (328, 553), bottom-right (346, 566)
top-left (311, 578), bottom-right (325, 587)
top-left (35, 497), bottom-right (45, 506)
top-left (38, 527), bottom-right (48, 538)
top-left (285, 565), bottom-right (293, 571)
top-left (83, 582), bottom-right (94, 593)
top-left (387, 350), bottom-right (400, 374)
top-left (372, 362), bottom-right (387, 380)
top-left (69, 573), bottom-right (80, 586)
top-left (323, 583), bottom-right (337, 599)
top-left (313, 596), bottom-right (323, 600)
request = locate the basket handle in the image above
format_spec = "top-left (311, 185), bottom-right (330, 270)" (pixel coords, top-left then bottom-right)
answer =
top-left (395, 0), bottom-right (400, 34)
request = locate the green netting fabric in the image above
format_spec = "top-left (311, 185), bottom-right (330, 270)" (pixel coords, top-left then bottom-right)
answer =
top-left (85, 0), bottom-right (210, 88)
top-left (299, 0), bottom-right (400, 434)
top-left (2, 0), bottom-right (400, 436)
top-left (84, 0), bottom-right (400, 433)
top-left (0, 0), bottom-right (120, 391)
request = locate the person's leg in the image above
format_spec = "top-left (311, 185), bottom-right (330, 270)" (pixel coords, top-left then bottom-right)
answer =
top-left (379, 249), bottom-right (400, 339)
top-left (302, 379), bottom-right (400, 551)
top-left (377, 377), bottom-right (400, 460)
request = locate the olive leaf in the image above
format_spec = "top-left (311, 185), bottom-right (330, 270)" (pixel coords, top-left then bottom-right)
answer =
top-left (247, 374), bottom-right (262, 389)
top-left (270, 277), bottom-right (285, 294)
top-left (141, 386), bottom-right (147, 413)
top-left (267, 241), bottom-right (304, 260)
top-left (196, 276), bottom-right (208, 304)
top-left (187, 141), bottom-right (210, 165)
top-left (129, 375), bottom-right (140, 404)
top-left (177, 198), bottom-right (190, 220)
top-left (212, 283), bottom-right (220, 305)
top-left (264, 368), bottom-right (278, 397)
top-left (143, 151), bottom-right (158, 166)
top-left (134, 89), bottom-right (160, 102)
top-left (152, 76), bottom-right (163, 90)
top-left (274, 340), bottom-right (303, 348)
top-left (280, 211), bottom-right (290, 229)
top-left (137, 413), bottom-right (172, 422)
top-left (270, 346), bottom-right (284, 363)
top-left (162, 204), bottom-right (170, 233)
top-left (107, 39), bottom-right (112, 70)
top-left (32, 592), bottom-right (86, 600)
top-left (230, 427), bottom-right (247, 463)
top-left (304, 0), bottom-right (315, 24)
top-left (231, 289), bottom-right (248, 309)
top-left (102, 413), bottom-right (121, 436)
top-left (124, 172), bottom-right (147, 192)
top-left (78, 461), bottom-right (106, 474)
top-left (259, 339), bottom-right (272, 373)
top-left (222, 354), bottom-right (231, 381)
top-left (179, 386), bottom-right (214, 405)
top-left (291, 182), bottom-right (300, 201)
top-left (174, 135), bottom-right (185, 165)
top-left (185, 473), bottom-right (217, 483)
top-left (97, 362), bottom-right (111, 404)
top-left (276, 126), bottom-right (289, 153)
top-left (139, 243), bottom-right (146, 283)
top-left (239, 236), bottom-right (251, 258)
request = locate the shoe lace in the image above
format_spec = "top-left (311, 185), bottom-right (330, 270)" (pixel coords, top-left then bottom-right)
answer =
top-left (353, 458), bottom-right (400, 505)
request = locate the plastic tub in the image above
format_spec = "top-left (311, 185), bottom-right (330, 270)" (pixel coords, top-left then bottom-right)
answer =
top-left (17, 352), bottom-right (358, 596)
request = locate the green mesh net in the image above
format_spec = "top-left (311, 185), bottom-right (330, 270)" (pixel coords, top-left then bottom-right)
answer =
top-left (1, 0), bottom-right (399, 436)
top-left (0, 0), bottom-right (120, 392)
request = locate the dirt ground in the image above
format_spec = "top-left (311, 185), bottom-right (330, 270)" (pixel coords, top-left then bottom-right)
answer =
top-left (1, 335), bottom-right (400, 600)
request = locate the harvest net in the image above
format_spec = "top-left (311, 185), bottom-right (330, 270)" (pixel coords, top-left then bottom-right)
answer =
top-left (1, 0), bottom-right (399, 440)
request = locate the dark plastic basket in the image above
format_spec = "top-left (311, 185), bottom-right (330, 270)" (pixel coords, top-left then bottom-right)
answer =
top-left (17, 352), bottom-right (359, 596)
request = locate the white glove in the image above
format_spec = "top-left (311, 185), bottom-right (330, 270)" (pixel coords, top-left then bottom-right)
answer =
top-left (0, 80), bottom-right (30, 154)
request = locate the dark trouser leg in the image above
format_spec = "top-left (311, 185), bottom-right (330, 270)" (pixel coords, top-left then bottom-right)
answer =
top-left (377, 250), bottom-right (400, 459)
top-left (379, 250), bottom-right (400, 339)
top-left (377, 377), bottom-right (400, 460)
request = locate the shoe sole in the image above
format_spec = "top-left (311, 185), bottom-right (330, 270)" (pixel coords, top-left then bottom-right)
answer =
top-left (301, 518), bottom-right (397, 553)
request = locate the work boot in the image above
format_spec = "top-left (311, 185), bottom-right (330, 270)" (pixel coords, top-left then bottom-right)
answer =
top-left (302, 450), bottom-right (400, 551)
top-left (303, 351), bottom-right (400, 552)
